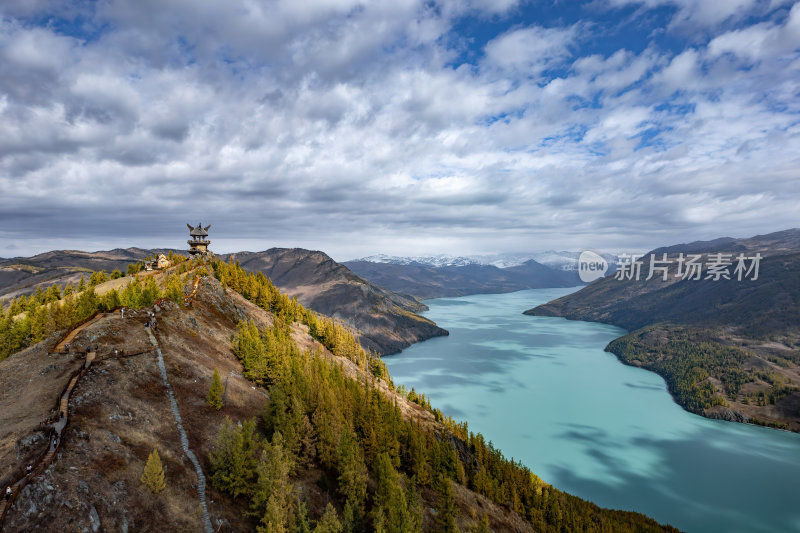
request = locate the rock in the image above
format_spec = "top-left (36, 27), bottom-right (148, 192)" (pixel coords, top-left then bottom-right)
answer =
top-left (18, 431), bottom-right (45, 449)
top-left (78, 481), bottom-right (88, 494)
top-left (705, 408), bottom-right (750, 423)
top-left (40, 364), bottom-right (58, 375)
top-left (89, 505), bottom-right (101, 532)
top-left (122, 516), bottom-right (128, 533)
top-left (25, 500), bottom-right (38, 517)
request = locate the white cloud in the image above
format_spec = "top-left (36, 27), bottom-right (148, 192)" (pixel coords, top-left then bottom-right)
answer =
top-left (484, 25), bottom-right (578, 75)
top-left (604, 0), bottom-right (794, 29)
top-left (708, 2), bottom-right (800, 61)
top-left (0, 0), bottom-right (798, 258)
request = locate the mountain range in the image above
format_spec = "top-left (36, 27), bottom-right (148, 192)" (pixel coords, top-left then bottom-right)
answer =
top-left (355, 250), bottom-right (618, 271)
top-left (344, 258), bottom-right (583, 300)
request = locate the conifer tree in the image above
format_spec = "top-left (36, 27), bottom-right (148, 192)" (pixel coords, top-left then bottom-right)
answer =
top-left (295, 498), bottom-right (312, 533)
top-left (46, 284), bottom-right (61, 303)
top-left (141, 448), bottom-right (166, 494)
top-left (373, 452), bottom-right (418, 533)
top-left (251, 433), bottom-right (295, 533)
top-left (313, 503), bottom-right (343, 533)
top-left (210, 418), bottom-right (259, 498)
top-left (337, 429), bottom-right (367, 506)
top-left (298, 415), bottom-right (317, 467)
top-left (434, 476), bottom-right (459, 533)
top-left (207, 368), bottom-right (224, 410)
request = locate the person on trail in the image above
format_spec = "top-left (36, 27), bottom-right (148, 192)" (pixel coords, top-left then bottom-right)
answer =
top-left (26, 465), bottom-right (32, 475)
top-left (5, 486), bottom-right (11, 500)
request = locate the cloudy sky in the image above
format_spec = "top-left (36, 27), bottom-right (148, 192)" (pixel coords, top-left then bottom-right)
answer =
top-left (1, 0), bottom-right (799, 260)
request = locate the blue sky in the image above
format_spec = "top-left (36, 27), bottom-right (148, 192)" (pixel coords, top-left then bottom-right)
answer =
top-left (0, 0), bottom-right (798, 259)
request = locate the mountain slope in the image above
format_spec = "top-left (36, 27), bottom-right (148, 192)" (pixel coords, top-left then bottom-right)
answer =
top-left (0, 247), bottom-right (173, 301)
top-left (0, 247), bottom-right (448, 356)
top-left (0, 262), bottom-right (678, 533)
top-left (344, 258), bottom-right (581, 300)
top-left (221, 248), bottom-right (448, 354)
top-left (525, 229), bottom-right (800, 430)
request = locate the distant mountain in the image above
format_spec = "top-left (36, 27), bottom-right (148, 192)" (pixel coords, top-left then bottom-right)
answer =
top-left (211, 248), bottom-right (449, 355)
top-left (344, 258), bottom-right (581, 300)
top-left (0, 247), bottom-right (175, 301)
top-left (358, 254), bottom-right (479, 267)
top-left (526, 228), bottom-right (800, 431)
top-left (356, 251), bottom-right (619, 271)
top-left (0, 247), bottom-right (448, 356)
top-left (649, 228), bottom-right (800, 257)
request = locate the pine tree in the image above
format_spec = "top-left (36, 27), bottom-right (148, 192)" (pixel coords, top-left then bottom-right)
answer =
top-left (337, 429), bottom-right (367, 506)
top-left (373, 452), bottom-right (417, 533)
top-left (313, 503), bottom-right (343, 533)
top-left (207, 368), bottom-right (224, 410)
top-left (296, 498), bottom-right (313, 533)
top-left (251, 433), bottom-right (295, 533)
top-left (298, 415), bottom-right (317, 467)
top-left (434, 476), bottom-right (459, 533)
top-left (89, 270), bottom-right (108, 287)
top-left (141, 448), bottom-right (166, 494)
top-left (210, 418), bottom-right (259, 498)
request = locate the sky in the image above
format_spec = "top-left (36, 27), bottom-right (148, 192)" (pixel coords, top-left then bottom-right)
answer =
top-left (1, 0), bottom-right (799, 261)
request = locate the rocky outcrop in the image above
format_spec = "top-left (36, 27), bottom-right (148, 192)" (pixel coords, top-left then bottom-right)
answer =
top-left (704, 407), bottom-right (750, 424)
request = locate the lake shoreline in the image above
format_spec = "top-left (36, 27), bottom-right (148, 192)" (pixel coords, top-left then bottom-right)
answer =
top-left (387, 288), bottom-right (800, 533)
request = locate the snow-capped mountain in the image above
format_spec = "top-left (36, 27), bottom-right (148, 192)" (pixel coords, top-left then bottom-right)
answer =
top-left (354, 251), bottom-right (620, 271)
top-left (358, 254), bottom-right (479, 267)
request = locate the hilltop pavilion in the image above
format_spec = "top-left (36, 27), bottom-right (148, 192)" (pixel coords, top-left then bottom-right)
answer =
top-left (187, 223), bottom-right (211, 256)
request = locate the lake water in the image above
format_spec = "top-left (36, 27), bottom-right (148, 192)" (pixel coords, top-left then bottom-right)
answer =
top-left (384, 288), bottom-right (800, 533)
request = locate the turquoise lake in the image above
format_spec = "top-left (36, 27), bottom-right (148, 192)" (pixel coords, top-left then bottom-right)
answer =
top-left (383, 287), bottom-right (800, 533)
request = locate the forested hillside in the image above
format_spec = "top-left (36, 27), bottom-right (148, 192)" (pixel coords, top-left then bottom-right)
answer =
top-left (526, 229), bottom-right (800, 431)
top-left (0, 257), bottom-right (679, 532)
top-left (206, 258), bottom-right (680, 532)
